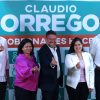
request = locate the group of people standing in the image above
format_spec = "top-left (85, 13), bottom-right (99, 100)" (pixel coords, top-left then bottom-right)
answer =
top-left (0, 30), bottom-right (100, 100)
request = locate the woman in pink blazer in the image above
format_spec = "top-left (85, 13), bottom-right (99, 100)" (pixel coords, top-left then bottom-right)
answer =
top-left (14, 38), bottom-right (39, 100)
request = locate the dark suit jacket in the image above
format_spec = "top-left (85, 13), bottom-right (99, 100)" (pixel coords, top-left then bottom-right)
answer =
top-left (38, 44), bottom-right (63, 91)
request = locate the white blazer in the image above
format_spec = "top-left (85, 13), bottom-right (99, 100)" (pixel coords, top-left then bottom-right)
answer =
top-left (65, 52), bottom-right (94, 89)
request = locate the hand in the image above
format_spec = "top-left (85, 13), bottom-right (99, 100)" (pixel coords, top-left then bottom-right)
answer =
top-left (76, 62), bottom-right (80, 69)
top-left (0, 44), bottom-right (4, 52)
top-left (51, 57), bottom-right (57, 66)
top-left (6, 77), bottom-right (9, 88)
top-left (89, 88), bottom-right (94, 92)
top-left (32, 66), bottom-right (40, 73)
top-left (6, 69), bottom-right (9, 87)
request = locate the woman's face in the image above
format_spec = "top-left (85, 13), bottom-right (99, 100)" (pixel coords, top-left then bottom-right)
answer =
top-left (74, 41), bottom-right (83, 53)
top-left (22, 42), bottom-right (32, 55)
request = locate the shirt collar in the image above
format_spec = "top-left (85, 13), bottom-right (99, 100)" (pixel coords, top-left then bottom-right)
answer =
top-left (47, 44), bottom-right (57, 51)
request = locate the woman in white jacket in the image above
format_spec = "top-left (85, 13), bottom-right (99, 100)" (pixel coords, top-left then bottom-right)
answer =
top-left (65, 37), bottom-right (94, 100)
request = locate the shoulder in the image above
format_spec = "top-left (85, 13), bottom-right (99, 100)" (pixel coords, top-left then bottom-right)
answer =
top-left (39, 44), bottom-right (47, 50)
top-left (39, 44), bottom-right (48, 52)
top-left (65, 53), bottom-right (74, 59)
top-left (95, 34), bottom-right (100, 39)
top-left (56, 45), bottom-right (60, 50)
top-left (16, 54), bottom-right (25, 62)
top-left (0, 37), bottom-right (7, 42)
top-left (92, 34), bottom-right (100, 43)
top-left (0, 36), bottom-right (6, 40)
top-left (82, 52), bottom-right (92, 57)
top-left (56, 45), bottom-right (59, 48)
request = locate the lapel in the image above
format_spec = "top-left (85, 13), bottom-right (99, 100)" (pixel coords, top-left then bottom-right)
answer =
top-left (56, 46), bottom-right (60, 60)
top-left (44, 44), bottom-right (61, 66)
top-left (81, 52), bottom-right (87, 69)
top-left (45, 44), bottom-right (60, 59)
top-left (45, 44), bottom-right (54, 58)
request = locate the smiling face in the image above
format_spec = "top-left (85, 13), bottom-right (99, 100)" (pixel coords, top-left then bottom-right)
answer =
top-left (46, 34), bottom-right (57, 48)
top-left (74, 40), bottom-right (83, 53)
top-left (22, 42), bottom-right (32, 55)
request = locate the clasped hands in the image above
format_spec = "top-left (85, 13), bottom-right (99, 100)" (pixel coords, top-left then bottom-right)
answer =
top-left (32, 66), bottom-right (40, 73)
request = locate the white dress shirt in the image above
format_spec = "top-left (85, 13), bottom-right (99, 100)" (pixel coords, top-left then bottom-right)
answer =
top-left (90, 34), bottom-right (100, 67)
top-left (0, 37), bottom-right (8, 82)
top-left (49, 46), bottom-right (60, 78)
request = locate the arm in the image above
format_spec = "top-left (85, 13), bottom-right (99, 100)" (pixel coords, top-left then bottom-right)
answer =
top-left (88, 53), bottom-right (95, 89)
top-left (89, 39), bottom-right (96, 60)
top-left (38, 49), bottom-right (52, 68)
top-left (65, 54), bottom-right (79, 72)
top-left (15, 57), bottom-right (34, 80)
top-left (4, 39), bottom-right (9, 85)
top-left (33, 54), bottom-right (39, 67)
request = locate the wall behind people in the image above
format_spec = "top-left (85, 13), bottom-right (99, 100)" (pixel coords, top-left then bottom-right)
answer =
top-left (0, 0), bottom-right (99, 100)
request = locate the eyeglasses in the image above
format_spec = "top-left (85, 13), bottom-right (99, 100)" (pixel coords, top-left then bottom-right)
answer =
top-left (47, 38), bottom-right (56, 41)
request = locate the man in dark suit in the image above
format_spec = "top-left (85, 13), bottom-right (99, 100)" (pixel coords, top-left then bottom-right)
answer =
top-left (38, 30), bottom-right (63, 100)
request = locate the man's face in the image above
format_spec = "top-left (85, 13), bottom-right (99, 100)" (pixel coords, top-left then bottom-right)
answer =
top-left (46, 34), bottom-right (57, 48)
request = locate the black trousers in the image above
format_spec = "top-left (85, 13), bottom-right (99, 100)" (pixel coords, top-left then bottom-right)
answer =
top-left (14, 86), bottom-right (37, 100)
top-left (66, 82), bottom-right (89, 100)
top-left (0, 82), bottom-right (7, 100)
top-left (41, 85), bottom-right (59, 100)
top-left (95, 68), bottom-right (100, 100)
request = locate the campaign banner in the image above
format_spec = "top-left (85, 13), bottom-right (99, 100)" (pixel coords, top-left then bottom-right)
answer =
top-left (4, 35), bottom-right (94, 48)
top-left (0, 1), bottom-right (100, 36)
top-left (0, 0), bottom-right (99, 100)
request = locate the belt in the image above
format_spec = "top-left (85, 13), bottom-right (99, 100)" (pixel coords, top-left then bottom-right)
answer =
top-left (96, 66), bottom-right (100, 70)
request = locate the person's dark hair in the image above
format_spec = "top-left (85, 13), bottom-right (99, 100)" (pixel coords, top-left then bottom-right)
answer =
top-left (46, 30), bottom-right (56, 37)
top-left (17, 38), bottom-right (34, 56)
top-left (68, 37), bottom-right (84, 54)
